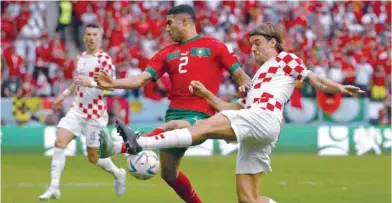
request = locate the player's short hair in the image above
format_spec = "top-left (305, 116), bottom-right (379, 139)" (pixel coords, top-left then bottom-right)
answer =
top-left (167, 4), bottom-right (197, 23)
top-left (84, 23), bottom-right (103, 33)
top-left (250, 22), bottom-right (285, 53)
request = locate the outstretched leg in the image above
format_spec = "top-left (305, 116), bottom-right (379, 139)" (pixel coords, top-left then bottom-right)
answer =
top-left (116, 113), bottom-right (236, 153)
top-left (99, 119), bottom-right (193, 157)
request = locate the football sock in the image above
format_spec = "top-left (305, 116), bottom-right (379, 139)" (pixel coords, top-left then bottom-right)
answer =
top-left (50, 147), bottom-right (66, 189)
top-left (269, 199), bottom-right (277, 203)
top-left (165, 171), bottom-right (202, 203)
top-left (137, 128), bottom-right (192, 149)
top-left (113, 141), bottom-right (127, 154)
top-left (96, 158), bottom-right (121, 177)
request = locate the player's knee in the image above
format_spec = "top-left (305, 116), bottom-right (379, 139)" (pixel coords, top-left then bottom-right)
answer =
top-left (237, 187), bottom-right (258, 203)
top-left (54, 138), bottom-right (67, 149)
top-left (237, 193), bottom-right (257, 203)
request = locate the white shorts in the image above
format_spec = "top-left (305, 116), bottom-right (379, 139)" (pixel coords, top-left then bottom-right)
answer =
top-left (220, 108), bottom-right (282, 174)
top-left (57, 108), bottom-right (108, 148)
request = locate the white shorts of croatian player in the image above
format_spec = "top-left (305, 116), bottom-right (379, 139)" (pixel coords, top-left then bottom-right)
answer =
top-left (220, 108), bottom-right (282, 174)
top-left (57, 108), bottom-right (108, 148)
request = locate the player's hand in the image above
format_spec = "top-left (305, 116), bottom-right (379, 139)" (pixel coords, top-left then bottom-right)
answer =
top-left (233, 83), bottom-right (250, 98)
top-left (53, 95), bottom-right (65, 109)
top-left (339, 85), bottom-right (365, 96)
top-left (94, 71), bottom-right (114, 88)
top-left (74, 75), bottom-right (92, 87)
top-left (189, 80), bottom-right (209, 98)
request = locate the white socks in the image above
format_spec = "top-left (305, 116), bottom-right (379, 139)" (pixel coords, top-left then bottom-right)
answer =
top-left (50, 147), bottom-right (66, 188)
top-left (49, 148), bottom-right (121, 188)
top-left (96, 158), bottom-right (121, 177)
top-left (137, 128), bottom-right (193, 149)
top-left (113, 142), bottom-right (123, 154)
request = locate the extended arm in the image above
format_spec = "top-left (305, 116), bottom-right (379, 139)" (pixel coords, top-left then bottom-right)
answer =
top-left (305, 72), bottom-right (364, 96)
top-left (92, 71), bottom-right (152, 90)
top-left (189, 81), bottom-right (243, 111)
top-left (111, 72), bottom-right (152, 89)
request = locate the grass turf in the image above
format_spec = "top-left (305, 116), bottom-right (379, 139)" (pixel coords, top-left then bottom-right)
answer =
top-left (1, 154), bottom-right (390, 203)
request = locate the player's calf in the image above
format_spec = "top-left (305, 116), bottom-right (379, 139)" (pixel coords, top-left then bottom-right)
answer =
top-left (163, 120), bottom-right (192, 131)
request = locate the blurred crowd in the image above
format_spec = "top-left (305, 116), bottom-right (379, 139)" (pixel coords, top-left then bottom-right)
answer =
top-left (1, 1), bottom-right (391, 126)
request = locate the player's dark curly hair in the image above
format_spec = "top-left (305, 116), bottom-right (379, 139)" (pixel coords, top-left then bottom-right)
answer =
top-left (250, 22), bottom-right (285, 53)
top-left (167, 4), bottom-right (197, 23)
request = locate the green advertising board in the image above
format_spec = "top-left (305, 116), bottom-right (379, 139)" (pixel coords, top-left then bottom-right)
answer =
top-left (1, 125), bottom-right (390, 156)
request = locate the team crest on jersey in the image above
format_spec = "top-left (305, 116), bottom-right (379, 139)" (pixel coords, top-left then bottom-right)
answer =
top-left (197, 49), bottom-right (204, 57)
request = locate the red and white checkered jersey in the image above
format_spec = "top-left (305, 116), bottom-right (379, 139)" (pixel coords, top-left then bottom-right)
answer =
top-left (237, 51), bottom-right (311, 120)
top-left (72, 51), bottom-right (116, 120)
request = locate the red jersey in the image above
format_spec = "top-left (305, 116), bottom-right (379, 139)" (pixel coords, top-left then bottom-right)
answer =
top-left (145, 34), bottom-right (241, 115)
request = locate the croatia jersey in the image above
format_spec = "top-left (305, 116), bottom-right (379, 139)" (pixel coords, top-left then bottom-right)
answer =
top-left (145, 34), bottom-right (242, 116)
top-left (237, 51), bottom-right (311, 121)
top-left (73, 51), bottom-right (116, 120)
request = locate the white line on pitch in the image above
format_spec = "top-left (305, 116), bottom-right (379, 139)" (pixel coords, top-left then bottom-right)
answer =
top-left (3, 182), bottom-right (157, 188)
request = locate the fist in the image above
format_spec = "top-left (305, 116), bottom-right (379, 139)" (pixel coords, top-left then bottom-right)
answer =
top-left (189, 80), bottom-right (209, 98)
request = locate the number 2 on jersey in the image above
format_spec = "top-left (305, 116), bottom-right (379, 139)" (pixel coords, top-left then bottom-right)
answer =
top-left (178, 56), bottom-right (188, 73)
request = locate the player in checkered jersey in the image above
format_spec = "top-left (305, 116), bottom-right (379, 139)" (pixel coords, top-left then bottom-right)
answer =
top-left (39, 24), bottom-right (126, 200)
top-left (116, 22), bottom-right (364, 203)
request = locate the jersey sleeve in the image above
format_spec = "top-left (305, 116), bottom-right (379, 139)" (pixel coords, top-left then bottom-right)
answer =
top-left (144, 50), bottom-right (167, 81)
top-left (99, 54), bottom-right (116, 79)
top-left (277, 52), bottom-right (310, 82)
top-left (216, 42), bottom-right (242, 74)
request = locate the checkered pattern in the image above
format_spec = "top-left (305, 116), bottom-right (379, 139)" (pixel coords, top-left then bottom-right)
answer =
top-left (275, 52), bottom-right (309, 82)
top-left (250, 92), bottom-right (283, 113)
top-left (237, 51), bottom-right (311, 119)
top-left (72, 51), bottom-right (116, 120)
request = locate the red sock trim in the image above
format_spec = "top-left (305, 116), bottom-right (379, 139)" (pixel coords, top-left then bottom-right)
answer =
top-left (144, 128), bottom-right (165, 137)
top-left (120, 142), bottom-right (127, 153)
top-left (165, 171), bottom-right (202, 203)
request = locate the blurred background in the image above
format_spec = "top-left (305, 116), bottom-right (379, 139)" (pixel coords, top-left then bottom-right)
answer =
top-left (0, 1), bottom-right (391, 202)
top-left (1, 1), bottom-right (391, 128)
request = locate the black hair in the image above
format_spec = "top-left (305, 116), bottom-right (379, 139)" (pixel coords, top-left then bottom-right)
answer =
top-left (167, 4), bottom-right (197, 23)
top-left (84, 23), bottom-right (103, 32)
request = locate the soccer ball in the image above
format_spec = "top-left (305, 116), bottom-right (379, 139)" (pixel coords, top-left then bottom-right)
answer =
top-left (127, 150), bottom-right (160, 180)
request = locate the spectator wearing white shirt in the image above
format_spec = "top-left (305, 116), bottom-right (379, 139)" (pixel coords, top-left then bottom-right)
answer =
top-left (355, 57), bottom-right (373, 97)
top-left (81, 5), bottom-right (98, 27)
top-left (327, 60), bottom-right (344, 84)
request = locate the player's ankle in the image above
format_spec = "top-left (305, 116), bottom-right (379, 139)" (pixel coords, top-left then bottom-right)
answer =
top-left (49, 184), bottom-right (59, 190)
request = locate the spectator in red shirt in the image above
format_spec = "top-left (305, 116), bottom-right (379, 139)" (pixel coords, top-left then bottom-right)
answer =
top-left (34, 33), bottom-right (51, 80)
top-left (22, 74), bottom-right (36, 97)
top-left (107, 97), bottom-right (130, 125)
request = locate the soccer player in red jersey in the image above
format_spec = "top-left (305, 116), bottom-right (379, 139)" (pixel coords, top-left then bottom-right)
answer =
top-left (93, 4), bottom-right (250, 203)
top-left (116, 22), bottom-right (364, 203)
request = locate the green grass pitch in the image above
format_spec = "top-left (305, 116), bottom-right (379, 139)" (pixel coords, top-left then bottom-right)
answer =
top-left (2, 154), bottom-right (390, 203)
